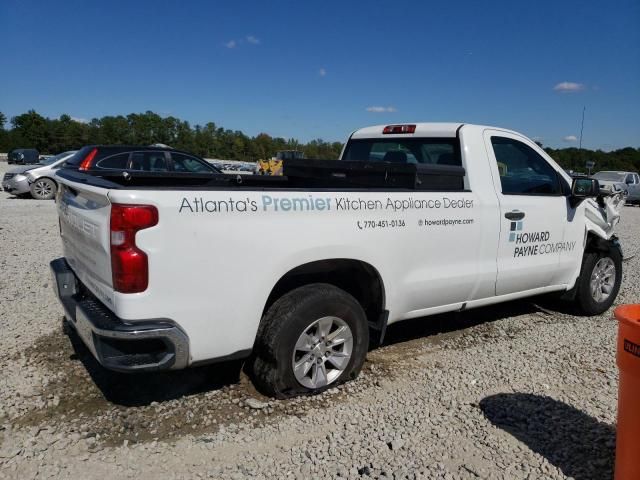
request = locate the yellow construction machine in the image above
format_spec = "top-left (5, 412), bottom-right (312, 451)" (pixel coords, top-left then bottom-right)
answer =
top-left (257, 150), bottom-right (305, 175)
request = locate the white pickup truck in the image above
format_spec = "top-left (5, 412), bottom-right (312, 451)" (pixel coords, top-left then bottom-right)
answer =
top-left (50, 123), bottom-right (624, 398)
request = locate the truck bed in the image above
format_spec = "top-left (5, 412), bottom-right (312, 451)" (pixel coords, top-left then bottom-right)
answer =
top-left (57, 159), bottom-right (466, 191)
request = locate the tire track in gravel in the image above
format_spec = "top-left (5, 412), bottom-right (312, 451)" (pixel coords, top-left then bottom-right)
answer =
top-left (10, 299), bottom-right (547, 449)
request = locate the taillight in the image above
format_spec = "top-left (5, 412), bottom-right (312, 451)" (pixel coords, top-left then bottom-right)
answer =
top-left (383, 124), bottom-right (416, 134)
top-left (79, 148), bottom-right (98, 171)
top-left (110, 204), bottom-right (158, 293)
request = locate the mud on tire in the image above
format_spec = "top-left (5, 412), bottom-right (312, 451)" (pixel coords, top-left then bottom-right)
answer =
top-left (248, 283), bottom-right (369, 399)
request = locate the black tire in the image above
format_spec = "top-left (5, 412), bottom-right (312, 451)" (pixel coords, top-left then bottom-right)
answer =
top-left (30, 177), bottom-right (57, 200)
top-left (248, 283), bottom-right (369, 398)
top-left (575, 247), bottom-right (622, 315)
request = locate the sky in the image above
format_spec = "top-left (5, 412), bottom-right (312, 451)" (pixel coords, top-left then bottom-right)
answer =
top-left (1, 0), bottom-right (639, 150)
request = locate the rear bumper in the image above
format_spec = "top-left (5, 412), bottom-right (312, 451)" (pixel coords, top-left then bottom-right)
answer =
top-left (50, 258), bottom-right (190, 372)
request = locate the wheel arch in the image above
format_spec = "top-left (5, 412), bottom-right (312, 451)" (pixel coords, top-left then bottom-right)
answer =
top-left (584, 229), bottom-right (619, 254)
top-left (262, 258), bottom-right (386, 327)
top-left (564, 229), bottom-right (621, 298)
top-left (33, 175), bottom-right (58, 186)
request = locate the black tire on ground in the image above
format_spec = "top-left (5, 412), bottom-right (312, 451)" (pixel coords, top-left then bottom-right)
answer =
top-left (248, 283), bottom-right (369, 398)
top-left (575, 247), bottom-right (622, 315)
top-left (30, 178), bottom-right (57, 200)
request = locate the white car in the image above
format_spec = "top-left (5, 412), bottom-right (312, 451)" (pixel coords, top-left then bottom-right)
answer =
top-left (49, 123), bottom-right (624, 397)
top-left (2, 151), bottom-right (77, 199)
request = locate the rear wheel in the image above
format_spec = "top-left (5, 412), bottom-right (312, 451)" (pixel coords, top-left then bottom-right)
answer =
top-left (575, 248), bottom-right (622, 315)
top-left (248, 283), bottom-right (369, 398)
top-left (30, 178), bottom-right (56, 200)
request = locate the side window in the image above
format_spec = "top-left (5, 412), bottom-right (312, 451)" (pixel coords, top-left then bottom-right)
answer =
top-left (625, 174), bottom-right (634, 185)
top-left (172, 153), bottom-right (212, 173)
top-left (95, 153), bottom-right (130, 170)
top-left (634, 174), bottom-right (640, 184)
top-left (491, 137), bottom-right (561, 195)
top-left (130, 152), bottom-right (168, 172)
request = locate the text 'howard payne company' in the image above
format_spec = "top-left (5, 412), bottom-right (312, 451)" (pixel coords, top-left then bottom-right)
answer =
top-left (178, 195), bottom-right (474, 214)
top-left (512, 230), bottom-right (576, 257)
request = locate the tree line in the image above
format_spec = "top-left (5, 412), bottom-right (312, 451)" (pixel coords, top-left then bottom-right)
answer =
top-left (0, 109), bottom-right (638, 172)
top-left (542, 146), bottom-right (640, 174)
top-left (0, 110), bottom-right (343, 161)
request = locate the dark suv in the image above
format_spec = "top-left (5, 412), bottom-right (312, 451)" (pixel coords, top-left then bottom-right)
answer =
top-left (62, 146), bottom-right (221, 174)
top-left (8, 148), bottom-right (40, 165)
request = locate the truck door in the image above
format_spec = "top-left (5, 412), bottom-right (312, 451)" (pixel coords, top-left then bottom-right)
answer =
top-left (484, 131), bottom-right (567, 295)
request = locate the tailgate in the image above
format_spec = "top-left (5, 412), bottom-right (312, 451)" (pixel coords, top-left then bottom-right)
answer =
top-left (57, 178), bottom-right (115, 308)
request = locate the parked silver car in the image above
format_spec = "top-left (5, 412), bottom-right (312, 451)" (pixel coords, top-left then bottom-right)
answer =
top-left (592, 171), bottom-right (640, 205)
top-left (2, 151), bottom-right (77, 199)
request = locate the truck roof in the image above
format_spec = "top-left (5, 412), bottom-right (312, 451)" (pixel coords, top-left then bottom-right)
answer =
top-left (350, 123), bottom-right (464, 139)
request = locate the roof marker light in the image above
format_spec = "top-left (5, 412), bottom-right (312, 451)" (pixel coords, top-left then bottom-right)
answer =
top-left (383, 124), bottom-right (416, 134)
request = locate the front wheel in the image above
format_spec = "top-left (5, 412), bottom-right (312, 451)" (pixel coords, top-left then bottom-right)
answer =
top-left (575, 248), bottom-right (622, 315)
top-left (248, 283), bottom-right (369, 398)
top-left (30, 178), bottom-right (57, 200)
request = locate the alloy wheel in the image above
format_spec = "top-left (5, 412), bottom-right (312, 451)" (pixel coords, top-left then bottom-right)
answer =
top-left (590, 257), bottom-right (616, 303)
top-left (291, 316), bottom-right (353, 389)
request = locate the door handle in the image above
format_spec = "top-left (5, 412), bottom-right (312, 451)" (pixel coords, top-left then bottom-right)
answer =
top-left (505, 210), bottom-right (525, 221)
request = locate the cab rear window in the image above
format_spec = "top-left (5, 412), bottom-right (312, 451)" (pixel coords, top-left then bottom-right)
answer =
top-left (342, 138), bottom-right (461, 166)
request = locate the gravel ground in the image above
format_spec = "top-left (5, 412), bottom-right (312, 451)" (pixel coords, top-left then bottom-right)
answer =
top-left (1, 160), bottom-right (639, 479)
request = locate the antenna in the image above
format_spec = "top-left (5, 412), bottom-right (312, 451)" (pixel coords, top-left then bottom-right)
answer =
top-left (579, 106), bottom-right (585, 150)
top-left (579, 106), bottom-right (586, 174)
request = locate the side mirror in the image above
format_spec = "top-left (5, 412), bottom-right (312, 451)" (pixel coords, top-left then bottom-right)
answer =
top-left (571, 177), bottom-right (600, 201)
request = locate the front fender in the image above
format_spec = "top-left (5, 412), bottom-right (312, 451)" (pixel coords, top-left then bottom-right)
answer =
top-left (583, 193), bottom-right (624, 240)
top-left (564, 194), bottom-right (623, 293)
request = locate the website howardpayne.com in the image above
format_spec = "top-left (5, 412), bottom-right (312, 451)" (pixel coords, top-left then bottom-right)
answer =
top-left (419, 218), bottom-right (475, 227)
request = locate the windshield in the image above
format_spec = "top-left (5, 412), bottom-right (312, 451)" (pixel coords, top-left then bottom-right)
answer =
top-left (593, 172), bottom-right (626, 182)
top-left (342, 138), bottom-right (461, 165)
top-left (39, 151), bottom-right (77, 165)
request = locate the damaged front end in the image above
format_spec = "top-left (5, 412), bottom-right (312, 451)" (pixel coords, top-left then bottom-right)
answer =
top-left (585, 189), bottom-right (626, 239)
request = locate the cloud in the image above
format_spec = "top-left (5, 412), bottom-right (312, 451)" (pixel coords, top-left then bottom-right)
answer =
top-left (366, 106), bottom-right (397, 113)
top-left (225, 36), bottom-right (260, 49)
top-left (553, 82), bottom-right (585, 93)
top-left (319, 68), bottom-right (326, 77)
top-left (70, 116), bottom-right (88, 124)
top-left (563, 135), bottom-right (578, 142)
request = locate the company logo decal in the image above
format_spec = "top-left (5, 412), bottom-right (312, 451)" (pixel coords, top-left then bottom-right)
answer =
top-left (507, 219), bottom-right (576, 257)
top-left (508, 220), bottom-right (523, 242)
